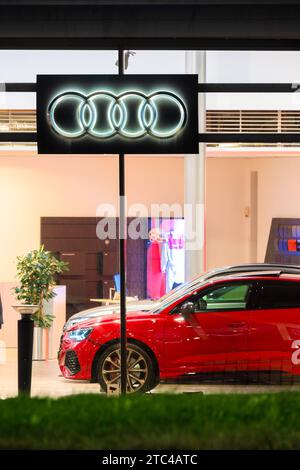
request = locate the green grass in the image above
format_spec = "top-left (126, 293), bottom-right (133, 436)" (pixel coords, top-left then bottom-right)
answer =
top-left (0, 392), bottom-right (300, 449)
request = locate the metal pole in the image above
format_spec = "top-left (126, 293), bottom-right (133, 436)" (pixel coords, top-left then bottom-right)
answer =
top-left (118, 48), bottom-right (127, 394)
top-left (184, 51), bottom-right (206, 281)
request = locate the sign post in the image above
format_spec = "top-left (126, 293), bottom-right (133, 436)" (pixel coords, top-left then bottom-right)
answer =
top-left (118, 49), bottom-right (127, 394)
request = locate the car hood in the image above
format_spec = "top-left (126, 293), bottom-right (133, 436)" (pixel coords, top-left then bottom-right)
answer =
top-left (68, 308), bottom-right (158, 331)
top-left (64, 299), bottom-right (157, 331)
top-left (71, 299), bottom-right (156, 319)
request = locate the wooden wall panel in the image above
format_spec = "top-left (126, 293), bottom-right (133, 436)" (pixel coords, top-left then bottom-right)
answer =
top-left (41, 217), bottom-right (147, 317)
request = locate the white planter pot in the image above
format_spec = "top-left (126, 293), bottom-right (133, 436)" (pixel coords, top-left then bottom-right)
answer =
top-left (33, 326), bottom-right (45, 361)
top-left (12, 304), bottom-right (39, 316)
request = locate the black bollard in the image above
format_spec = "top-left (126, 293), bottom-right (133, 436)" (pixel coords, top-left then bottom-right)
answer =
top-left (18, 314), bottom-right (34, 395)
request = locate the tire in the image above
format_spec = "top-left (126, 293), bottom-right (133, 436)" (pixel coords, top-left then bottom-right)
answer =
top-left (97, 343), bottom-right (158, 394)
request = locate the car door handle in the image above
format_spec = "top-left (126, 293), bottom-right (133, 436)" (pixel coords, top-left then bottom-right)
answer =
top-left (228, 322), bottom-right (247, 328)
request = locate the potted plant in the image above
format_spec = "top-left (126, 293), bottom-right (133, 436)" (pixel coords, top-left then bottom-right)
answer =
top-left (14, 245), bottom-right (68, 359)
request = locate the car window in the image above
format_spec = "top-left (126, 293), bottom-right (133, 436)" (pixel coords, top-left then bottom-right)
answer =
top-left (259, 282), bottom-right (300, 309)
top-left (200, 284), bottom-right (251, 311)
top-left (175, 282), bottom-right (252, 313)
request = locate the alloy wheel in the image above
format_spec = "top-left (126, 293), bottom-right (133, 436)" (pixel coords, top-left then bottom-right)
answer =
top-left (101, 346), bottom-right (149, 393)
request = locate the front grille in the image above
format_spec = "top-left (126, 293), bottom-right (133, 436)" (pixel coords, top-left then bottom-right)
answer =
top-left (65, 350), bottom-right (81, 375)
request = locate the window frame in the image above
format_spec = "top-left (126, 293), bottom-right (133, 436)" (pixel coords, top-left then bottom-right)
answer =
top-left (170, 280), bottom-right (255, 315)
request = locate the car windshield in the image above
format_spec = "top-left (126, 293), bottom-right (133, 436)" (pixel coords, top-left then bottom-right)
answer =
top-left (150, 273), bottom-right (210, 313)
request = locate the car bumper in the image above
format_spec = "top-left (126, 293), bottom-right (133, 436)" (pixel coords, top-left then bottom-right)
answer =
top-left (58, 335), bottom-right (99, 380)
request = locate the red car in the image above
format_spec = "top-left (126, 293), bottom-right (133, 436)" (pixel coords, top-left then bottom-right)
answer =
top-left (58, 266), bottom-right (300, 393)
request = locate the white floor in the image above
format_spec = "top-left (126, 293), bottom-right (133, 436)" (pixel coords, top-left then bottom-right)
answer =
top-left (0, 348), bottom-right (100, 399)
top-left (1, 348), bottom-right (300, 399)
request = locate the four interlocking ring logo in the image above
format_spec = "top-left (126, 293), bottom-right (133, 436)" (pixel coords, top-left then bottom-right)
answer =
top-left (47, 90), bottom-right (187, 139)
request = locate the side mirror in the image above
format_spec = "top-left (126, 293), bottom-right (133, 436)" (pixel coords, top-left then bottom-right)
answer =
top-left (198, 299), bottom-right (207, 311)
top-left (180, 301), bottom-right (195, 316)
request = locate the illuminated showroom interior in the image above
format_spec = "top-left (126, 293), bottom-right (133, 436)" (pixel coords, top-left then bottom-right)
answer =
top-left (1, 49), bottom-right (300, 396)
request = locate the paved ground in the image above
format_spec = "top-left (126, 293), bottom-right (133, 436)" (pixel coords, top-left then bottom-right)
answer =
top-left (1, 348), bottom-right (300, 398)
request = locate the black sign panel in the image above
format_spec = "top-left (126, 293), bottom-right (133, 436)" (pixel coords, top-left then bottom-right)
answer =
top-left (265, 218), bottom-right (300, 265)
top-left (37, 75), bottom-right (198, 154)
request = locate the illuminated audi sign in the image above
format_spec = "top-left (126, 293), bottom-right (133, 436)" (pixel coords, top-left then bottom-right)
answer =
top-left (37, 75), bottom-right (198, 154)
top-left (48, 90), bottom-right (187, 139)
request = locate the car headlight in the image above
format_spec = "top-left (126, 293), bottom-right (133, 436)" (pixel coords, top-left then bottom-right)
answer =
top-left (67, 327), bottom-right (93, 342)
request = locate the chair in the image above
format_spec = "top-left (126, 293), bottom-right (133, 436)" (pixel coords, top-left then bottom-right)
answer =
top-left (112, 273), bottom-right (137, 302)
top-left (114, 273), bottom-right (121, 293)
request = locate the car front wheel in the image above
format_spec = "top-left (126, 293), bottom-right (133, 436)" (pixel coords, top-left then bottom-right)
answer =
top-left (97, 343), bottom-right (157, 394)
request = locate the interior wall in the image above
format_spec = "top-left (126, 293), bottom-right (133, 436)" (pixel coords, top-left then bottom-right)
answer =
top-left (252, 157), bottom-right (300, 263)
top-left (0, 154), bottom-right (184, 282)
top-left (205, 157), bottom-right (251, 270)
top-left (2, 151), bottom-right (300, 284)
top-left (206, 155), bottom-right (300, 270)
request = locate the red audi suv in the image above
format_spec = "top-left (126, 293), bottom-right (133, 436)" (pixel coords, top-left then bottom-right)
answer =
top-left (58, 265), bottom-right (300, 393)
